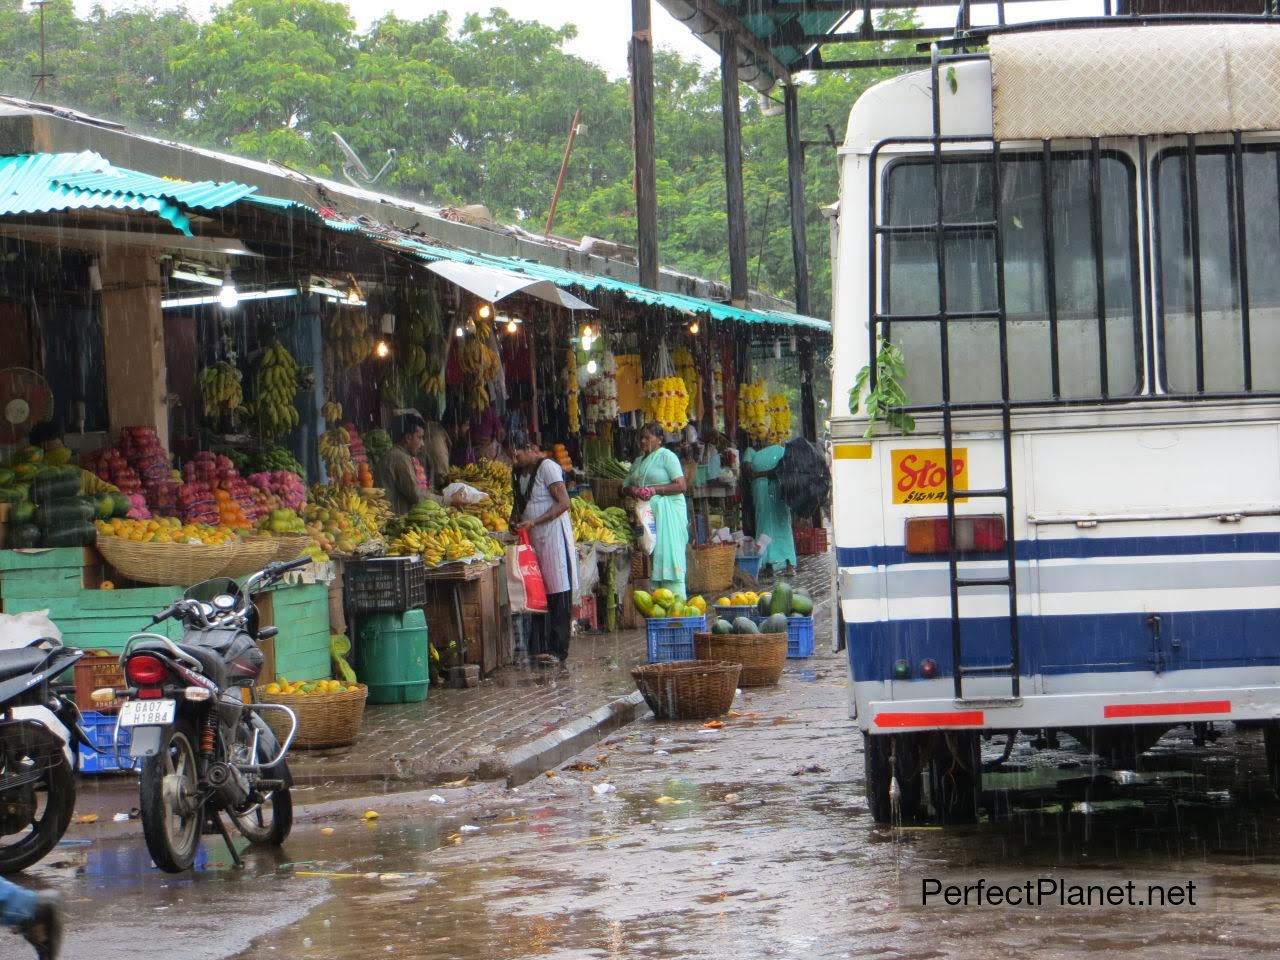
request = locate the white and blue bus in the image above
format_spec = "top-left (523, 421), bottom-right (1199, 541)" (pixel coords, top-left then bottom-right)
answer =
top-left (830, 19), bottom-right (1280, 821)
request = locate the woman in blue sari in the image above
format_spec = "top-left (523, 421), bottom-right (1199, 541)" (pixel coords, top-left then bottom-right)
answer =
top-left (744, 440), bottom-right (797, 577)
top-left (623, 423), bottom-right (689, 599)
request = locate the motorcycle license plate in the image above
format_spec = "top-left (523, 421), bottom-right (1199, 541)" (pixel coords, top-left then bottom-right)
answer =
top-left (119, 699), bottom-right (176, 727)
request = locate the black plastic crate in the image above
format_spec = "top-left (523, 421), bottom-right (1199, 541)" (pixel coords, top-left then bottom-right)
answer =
top-left (344, 556), bottom-right (427, 612)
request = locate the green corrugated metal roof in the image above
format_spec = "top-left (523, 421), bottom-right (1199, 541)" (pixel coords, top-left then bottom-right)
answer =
top-left (733, 4), bottom-right (849, 68)
top-left (0, 151), bottom-right (256, 235)
top-left (395, 236), bottom-right (829, 331)
top-left (243, 194), bottom-right (361, 232)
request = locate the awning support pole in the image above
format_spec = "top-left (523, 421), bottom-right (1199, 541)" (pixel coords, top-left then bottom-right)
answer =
top-left (721, 29), bottom-right (749, 307)
top-left (784, 84), bottom-right (811, 317)
top-left (630, 0), bottom-right (659, 290)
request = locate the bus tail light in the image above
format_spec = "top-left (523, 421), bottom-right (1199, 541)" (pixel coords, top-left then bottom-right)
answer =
top-left (904, 515), bottom-right (1005, 555)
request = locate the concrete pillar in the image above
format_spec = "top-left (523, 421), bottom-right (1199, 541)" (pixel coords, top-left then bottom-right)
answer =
top-left (99, 252), bottom-right (168, 449)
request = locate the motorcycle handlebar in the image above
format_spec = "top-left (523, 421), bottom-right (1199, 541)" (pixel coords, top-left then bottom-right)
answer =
top-left (150, 603), bottom-right (180, 625)
top-left (275, 556), bottom-right (312, 575)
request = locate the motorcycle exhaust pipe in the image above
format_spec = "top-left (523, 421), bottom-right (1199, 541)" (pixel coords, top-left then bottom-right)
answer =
top-left (206, 761), bottom-right (250, 808)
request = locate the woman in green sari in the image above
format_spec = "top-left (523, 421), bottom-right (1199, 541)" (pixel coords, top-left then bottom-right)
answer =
top-left (743, 440), bottom-right (797, 576)
top-left (623, 422), bottom-right (690, 599)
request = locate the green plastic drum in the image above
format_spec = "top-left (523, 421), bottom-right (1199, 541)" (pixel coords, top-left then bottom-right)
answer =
top-left (357, 609), bottom-right (430, 704)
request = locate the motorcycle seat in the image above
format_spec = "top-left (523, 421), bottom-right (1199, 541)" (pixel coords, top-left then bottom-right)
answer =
top-left (0, 647), bottom-right (49, 682)
top-left (180, 645), bottom-right (229, 689)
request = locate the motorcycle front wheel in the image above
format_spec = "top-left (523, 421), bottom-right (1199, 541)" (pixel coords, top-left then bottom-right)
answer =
top-left (0, 723), bottom-right (75, 873)
top-left (140, 719), bottom-right (202, 873)
top-left (229, 739), bottom-right (292, 847)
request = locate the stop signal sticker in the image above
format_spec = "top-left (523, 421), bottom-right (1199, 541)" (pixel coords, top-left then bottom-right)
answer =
top-left (891, 448), bottom-right (968, 505)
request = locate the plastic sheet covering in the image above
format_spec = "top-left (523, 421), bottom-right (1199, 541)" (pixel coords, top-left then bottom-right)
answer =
top-left (776, 438), bottom-right (831, 520)
top-left (990, 24), bottom-right (1280, 141)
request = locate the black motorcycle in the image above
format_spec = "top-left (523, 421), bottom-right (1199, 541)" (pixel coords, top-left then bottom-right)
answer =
top-left (107, 558), bottom-right (306, 872)
top-left (0, 639), bottom-right (94, 873)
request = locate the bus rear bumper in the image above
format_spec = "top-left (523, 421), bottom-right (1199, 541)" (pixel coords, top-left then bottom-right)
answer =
top-left (857, 679), bottom-right (1280, 733)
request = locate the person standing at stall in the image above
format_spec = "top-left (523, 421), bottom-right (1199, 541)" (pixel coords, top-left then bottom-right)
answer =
top-left (383, 414), bottom-right (459, 515)
top-left (509, 432), bottom-right (578, 666)
top-left (623, 423), bottom-right (690, 599)
top-left (743, 439), bottom-right (797, 577)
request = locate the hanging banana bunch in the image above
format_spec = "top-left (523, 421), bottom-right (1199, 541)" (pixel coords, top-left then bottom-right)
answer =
top-left (460, 319), bottom-right (501, 411)
top-left (198, 361), bottom-right (243, 421)
top-left (319, 424), bottom-right (354, 482)
top-left (322, 303), bottom-right (371, 370)
top-left (322, 400), bottom-right (343, 427)
top-left (567, 348), bottom-right (580, 434)
top-left (255, 341), bottom-right (301, 439)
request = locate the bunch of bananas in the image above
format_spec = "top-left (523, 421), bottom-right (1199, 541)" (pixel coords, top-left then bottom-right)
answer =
top-left (365, 428), bottom-right (392, 472)
top-left (323, 306), bottom-right (370, 370)
top-left (712, 352), bottom-right (726, 432)
top-left (198, 361), bottom-right (243, 420)
top-left (447, 459), bottom-right (513, 524)
top-left (644, 376), bottom-right (689, 433)
top-left (251, 444), bottom-right (304, 476)
top-left (672, 347), bottom-right (701, 421)
top-left (460, 322), bottom-right (501, 411)
top-left (387, 501), bottom-right (502, 564)
top-left (322, 400), bottom-right (343, 427)
top-left (256, 341), bottom-right (300, 439)
top-left (738, 381), bottom-right (770, 441)
top-left (320, 425), bottom-right (354, 481)
top-left (570, 497), bottom-right (632, 545)
top-left (305, 483), bottom-right (384, 542)
top-left (767, 393), bottom-right (793, 444)
top-left (566, 349), bottom-right (580, 434)
top-left (358, 486), bottom-right (393, 529)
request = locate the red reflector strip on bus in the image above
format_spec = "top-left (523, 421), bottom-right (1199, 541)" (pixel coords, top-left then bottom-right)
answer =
top-left (873, 711), bottom-right (985, 728)
top-left (1103, 700), bottom-right (1231, 719)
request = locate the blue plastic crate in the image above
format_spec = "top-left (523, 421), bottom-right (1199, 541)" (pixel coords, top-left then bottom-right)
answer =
top-left (735, 554), bottom-right (762, 578)
top-left (78, 711), bottom-right (137, 775)
top-left (785, 615), bottom-right (815, 658)
top-left (645, 615), bottom-right (708, 662)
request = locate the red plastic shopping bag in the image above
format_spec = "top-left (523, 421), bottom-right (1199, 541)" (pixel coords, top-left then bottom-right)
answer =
top-left (506, 529), bottom-right (548, 613)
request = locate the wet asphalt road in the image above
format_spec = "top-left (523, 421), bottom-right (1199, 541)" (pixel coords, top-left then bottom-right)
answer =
top-left (13, 662), bottom-right (1280, 959)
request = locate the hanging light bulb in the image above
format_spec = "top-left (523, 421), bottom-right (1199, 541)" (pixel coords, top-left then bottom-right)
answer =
top-left (582, 332), bottom-right (594, 352)
top-left (586, 359), bottom-right (598, 375)
top-left (478, 303), bottom-right (492, 320)
top-left (374, 339), bottom-right (391, 359)
top-left (218, 273), bottom-right (239, 310)
top-left (455, 324), bottom-right (465, 338)
top-left (580, 322), bottom-right (594, 340)
top-left (506, 318), bottom-right (519, 334)
top-left (688, 320), bottom-right (700, 335)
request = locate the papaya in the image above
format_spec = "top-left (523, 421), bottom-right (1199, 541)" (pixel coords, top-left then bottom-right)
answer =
top-left (652, 588), bottom-right (675, 608)
top-left (16, 446), bottom-right (42, 464)
top-left (43, 446), bottom-right (72, 466)
top-left (791, 593), bottom-right (814, 617)
top-left (712, 619), bottom-right (734, 635)
top-left (632, 590), bottom-right (655, 617)
top-left (770, 583), bottom-right (793, 617)
top-left (732, 617), bottom-right (760, 635)
top-left (756, 593), bottom-right (772, 618)
top-left (13, 463), bottom-right (38, 483)
top-left (11, 500), bottom-right (35, 525)
top-left (94, 493), bottom-right (115, 521)
top-left (762, 613), bottom-right (790, 634)
top-left (0, 468), bottom-right (13, 486)
top-left (0, 487), bottom-right (24, 504)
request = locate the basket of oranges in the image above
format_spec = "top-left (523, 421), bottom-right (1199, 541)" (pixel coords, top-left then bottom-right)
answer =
top-left (256, 677), bottom-right (367, 750)
top-left (94, 518), bottom-right (240, 586)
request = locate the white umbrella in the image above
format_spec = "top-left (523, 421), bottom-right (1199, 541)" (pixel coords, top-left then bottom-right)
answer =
top-left (425, 259), bottom-right (595, 311)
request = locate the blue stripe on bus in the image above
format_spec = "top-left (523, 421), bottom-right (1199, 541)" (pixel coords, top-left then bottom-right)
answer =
top-left (836, 532), bottom-right (1280, 568)
top-left (846, 607), bottom-right (1280, 680)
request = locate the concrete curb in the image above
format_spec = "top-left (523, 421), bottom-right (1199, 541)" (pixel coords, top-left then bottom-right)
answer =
top-left (288, 689), bottom-right (650, 788)
top-left (504, 690), bottom-right (649, 787)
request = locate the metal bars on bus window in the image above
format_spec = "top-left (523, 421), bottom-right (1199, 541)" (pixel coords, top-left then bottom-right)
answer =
top-left (1040, 141), bottom-right (1061, 399)
top-left (1089, 139), bottom-right (1110, 398)
top-left (1232, 131), bottom-right (1253, 391)
top-left (1185, 133), bottom-right (1206, 393)
top-left (1137, 136), bottom-right (1157, 395)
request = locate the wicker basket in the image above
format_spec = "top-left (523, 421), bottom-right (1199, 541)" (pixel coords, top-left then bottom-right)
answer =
top-left (244, 532), bottom-right (313, 563)
top-left (631, 547), bottom-right (650, 580)
top-left (590, 477), bottom-right (624, 510)
top-left (694, 632), bottom-right (787, 687)
top-left (220, 538), bottom-right (283, 578)
top-left (685, 542), bottom-right (737, 596)
top-left (631, 660), bottom-right (741, 721)
top-left (95, 535), bottom-right (238, 587)
top-left (257, 684), bottom-right (368, 749)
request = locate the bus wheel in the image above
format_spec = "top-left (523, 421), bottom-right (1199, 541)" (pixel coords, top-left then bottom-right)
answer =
top-left (930, 733), bottom-right (980, 823)
top-left (1263, 722), bottom-right (1280, 797)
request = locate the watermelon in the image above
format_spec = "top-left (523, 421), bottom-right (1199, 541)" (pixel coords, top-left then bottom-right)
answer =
top-left (11, 523), bottom-right (40, 548)
top-left (756, 593), bottom-right (772, 618)
top-left (770, 583), bottom-right (793, 617)
top-left (712, 619), bottom-right (734, 635)
top-left (38, 498), bottom-right (95, 529)
top-left (791, 594), bottom-right (814, 616)
top-left (761, 613), bottom-right (790, 635)
top-left (732, 617), bottom-right (761, 635)
top-left (43, 522), bottom-right (96, 547)
top-left (109, 492), bottom-right (130, 517)
top-left (0, 487), bottom-right (24, 504)
top-left (30, 471), bottom-right (80, 504)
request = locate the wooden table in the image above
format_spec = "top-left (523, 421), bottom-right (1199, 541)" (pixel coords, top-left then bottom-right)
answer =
top-left (422, 559), bottom-right (503, 677)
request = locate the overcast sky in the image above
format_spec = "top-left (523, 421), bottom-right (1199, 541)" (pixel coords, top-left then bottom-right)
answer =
top-left (71, 2), bottom-right (719, 77)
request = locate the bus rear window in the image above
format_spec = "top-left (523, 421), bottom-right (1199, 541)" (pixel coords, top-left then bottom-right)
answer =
top-left (882, 153), bottom-right (1140, 405)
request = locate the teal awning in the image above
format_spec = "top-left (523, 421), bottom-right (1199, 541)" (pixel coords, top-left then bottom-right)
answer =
top-left (0, 151), bottom-right (257, 236)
